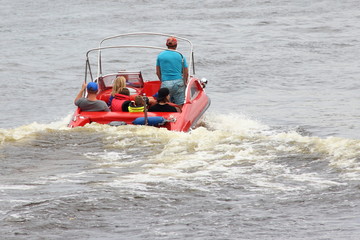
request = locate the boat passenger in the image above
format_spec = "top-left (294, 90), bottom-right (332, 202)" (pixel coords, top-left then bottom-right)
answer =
top-left (156, 37), bottom-right (188, 106)
top-left (108, 76), bottom-right (126, 106)
top-left (74, 82), bottom-right (110, 112)
top-left (128, 95), bottom-right (145, 112)
top-left (111, 88), bottom-right (131, 112)
top-left (148, 88), bottom-right (180, 112)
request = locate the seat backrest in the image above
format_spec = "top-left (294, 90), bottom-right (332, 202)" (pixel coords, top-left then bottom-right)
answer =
top-left (98, 93), bottom-right (111, 103)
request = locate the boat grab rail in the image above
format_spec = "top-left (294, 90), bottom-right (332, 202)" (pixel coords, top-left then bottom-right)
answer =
top-left (85, 45), bottom-right (189, 84)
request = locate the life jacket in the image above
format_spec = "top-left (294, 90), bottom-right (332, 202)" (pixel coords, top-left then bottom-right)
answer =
top-left (111, 94), bottom-right (130, 112)
top-left (128, 102), bottom-right (145, 112)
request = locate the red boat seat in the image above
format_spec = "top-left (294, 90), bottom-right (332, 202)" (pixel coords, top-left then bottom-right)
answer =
top-left (98, 93), bottom-right (111, 103)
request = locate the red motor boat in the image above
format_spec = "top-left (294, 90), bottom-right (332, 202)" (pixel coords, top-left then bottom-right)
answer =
top-left (68, 32), bottom-right (210, 132)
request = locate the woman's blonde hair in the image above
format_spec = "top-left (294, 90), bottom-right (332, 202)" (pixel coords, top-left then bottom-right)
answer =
top-left (111, 76), bottom-right (126, 96)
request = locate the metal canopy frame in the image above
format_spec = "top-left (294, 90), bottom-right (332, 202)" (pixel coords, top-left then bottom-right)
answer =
top-left (84, 32), bottom-right (196, 83)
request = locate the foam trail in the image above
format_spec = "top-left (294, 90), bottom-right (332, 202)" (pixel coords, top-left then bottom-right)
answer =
top-left (101, 112), bottom-right (360, 189)
top-left (0, 114), bottom-right (72, 144)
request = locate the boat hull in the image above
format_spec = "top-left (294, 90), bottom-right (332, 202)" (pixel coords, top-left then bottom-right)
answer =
top-left (69, 78), bottom-right (210, 132)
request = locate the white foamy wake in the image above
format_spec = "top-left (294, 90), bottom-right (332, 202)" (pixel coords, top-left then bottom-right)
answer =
top-left (86, 112), bottom-right (360, 193)
top-left (0, 112), bottom-right (179, 145)
top-left (1, 112), bottom-right (359, 191)
top-left (0, 114), bottom-right (72, 144)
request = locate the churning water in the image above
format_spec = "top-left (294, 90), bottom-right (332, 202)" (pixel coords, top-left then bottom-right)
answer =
top-left (1, 0), bottom-right (360, 239)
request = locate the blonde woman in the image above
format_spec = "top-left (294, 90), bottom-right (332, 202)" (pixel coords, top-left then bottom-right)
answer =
top-left (108, 76), bottom-right (126, 106)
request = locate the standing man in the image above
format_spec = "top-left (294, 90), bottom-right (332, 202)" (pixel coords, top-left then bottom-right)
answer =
top-left (74, 82), bottom-right (110, 112)
top-left (156, 37), bottom-right (189, 106)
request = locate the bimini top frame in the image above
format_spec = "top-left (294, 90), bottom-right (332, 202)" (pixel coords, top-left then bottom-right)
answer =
top-left (84, 32), bottom-right (196, 83)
